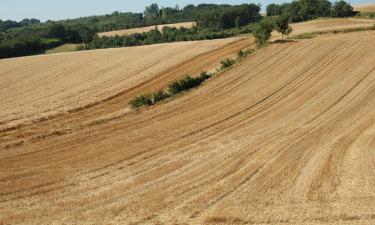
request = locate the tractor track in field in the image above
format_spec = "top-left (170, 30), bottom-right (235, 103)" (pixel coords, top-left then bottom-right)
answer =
top-left (1, 19), bottom-right (375, 225)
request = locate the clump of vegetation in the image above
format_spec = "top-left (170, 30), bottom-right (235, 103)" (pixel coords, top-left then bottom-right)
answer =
top-left (220, 58), bottom-right (236, 70)
top-left (252, 19), bottom-right (274, 48)
top-left (274, 15), bottom-right (292, 39)
top-left (129, 95), bottom-right (154, 108)
top-left (130, 48), bottom-right (257, 109)
top-left (355, 12), bottom-right (375, 19)
top-left (237, 49), bottom-right (255, 59)
top-left (152, 91), bottom-right (170, 104)
top-left (0, 3), bottom-right (261, 59)
top-left (168, 72), bottom-right (212, 95)
top-left (331, 1), bottom-right (355, 17)
top-left (81, 25), bottom-right (253, 50)
top-left (0, 24), bottom-right (97, 59)
top-left (130, 71), bottom-right (212, 109)
top-left (266, 0), bottom-right (355, 22)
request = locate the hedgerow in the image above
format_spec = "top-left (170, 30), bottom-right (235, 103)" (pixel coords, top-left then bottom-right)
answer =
top-left (129, 71), bottom-right (212, 109)
top-left (129, 49), bottom-right (256, 109)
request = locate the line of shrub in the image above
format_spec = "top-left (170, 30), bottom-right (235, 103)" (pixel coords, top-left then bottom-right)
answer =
top-left (81, 26), bottom-right (252, 50)
top-left (129, 48), bottom-right (256, 109)
top-left (355, 12), bottom-right (375, 20)
top-left (129, 71), bottom-right (212, 109)
top-left (220, 58), bottom-right (236, 70)
top-left (237, 49), bottom-right (255, 59)
top-left (220, 49), bottom-right (254, 70)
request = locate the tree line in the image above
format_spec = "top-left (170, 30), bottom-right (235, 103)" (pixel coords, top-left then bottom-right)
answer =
top-left (0, 3), bottom-right (260, 58)
top-left (82, 25), bottom-right (252, 50)
top-left (0, 19), bottom-right (41, 32)
top-left (266, 0), bottom-right (354, 22)
top-left (0, 24), bottom-right (96, 58)
top-left (83, 3), bottom-right (261, 50)
top-left (0, 1), bottom-right (355, 59)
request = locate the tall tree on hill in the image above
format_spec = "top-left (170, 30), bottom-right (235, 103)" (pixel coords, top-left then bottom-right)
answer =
top-left (252, 19), bottom-right (274, 47)
top-left (331, 1), bottom-right (354, 17)
top-left (144, 3), bottom-right (160, 21)
top-left (275, 15), bottom-right (293, 39)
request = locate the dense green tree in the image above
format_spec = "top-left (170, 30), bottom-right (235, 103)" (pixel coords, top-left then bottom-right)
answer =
top-left (144, 3), bottom-right (160, 21)
top-left (252, 20), bottom-right (274, 47)
top-left (331, 1), bottom-right (354, 17)
top-left (275, 15), bottom-right (293, 38)
top-left (317, 0), bottom-right (332, 17)
top-left (47, 24), bottom-right (66, 39)
top-left (78, 27), bottom-right (96, 43)
top-left (268, 0), bottom-right (345, 22)
top-left (267, 4), bottom-right (283, 16)
top-left (195, 4), bottom-right (260, 29)
top-left (0, 18), bottom-right (40, 32)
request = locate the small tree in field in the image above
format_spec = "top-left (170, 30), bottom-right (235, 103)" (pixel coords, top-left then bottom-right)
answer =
top-left (275, 15), bottom-right (293, 39)
top-left (252, 20), bottom-right (274, 48)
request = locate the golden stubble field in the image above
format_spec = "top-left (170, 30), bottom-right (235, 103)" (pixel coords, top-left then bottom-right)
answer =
top-left (1, 18), bottom-right (375, 225)
top-left (0, 37), bottom-right (250, 132)
top-left (290, 17), bottom-right (375, 34)
top-left (355, 3), bottom-right (375, 12)
top-left (98, 22), bottom-right (195, 37)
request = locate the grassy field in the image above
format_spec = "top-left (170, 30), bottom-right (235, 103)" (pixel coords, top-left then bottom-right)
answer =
top-left (1, 18), bottom-right (375, 225)
top-left (45, 43), bottom-right (79, 54)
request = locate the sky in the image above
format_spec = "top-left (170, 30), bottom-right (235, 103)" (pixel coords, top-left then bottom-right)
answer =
top-left (0, 0), bottom-right (371, 22)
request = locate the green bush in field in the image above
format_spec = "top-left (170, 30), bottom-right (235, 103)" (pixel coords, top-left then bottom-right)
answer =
top-left (237, 49), bottom-right (255, 59)
top-left (220, 58), bottom-right (236, 70)
top-left (275, 15), bottom-right (293, 39)
top-left (152, 91), bottom-right (170, 104)
top-left (129, 95), bottom-right (153, 108)
top-left (168, 75), bottom-right (206, 95)
top-left (129, 71), bottom-right (212, 109)
top-left (252, 19), bottom-right (274, 47)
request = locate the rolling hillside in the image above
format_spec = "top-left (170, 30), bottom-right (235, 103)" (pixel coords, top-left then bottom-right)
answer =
top-left (355, 4), bottom-right (375, 12)
top-left (1, 18), bottom-right (375, 225)
top-left (0, 37), bottom-right (250, 132)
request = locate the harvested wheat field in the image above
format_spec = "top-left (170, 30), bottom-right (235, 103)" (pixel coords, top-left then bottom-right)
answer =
top-left (0, 37), bottom-right (250, 132)
top-left (98, 22), bottom-right (195, 37)
top-left (290, 18), bottom-right (375, 34)
top-left (355, 4), bottom-right (375, 12)
top-left (1, 20), bottom-right (375, 225)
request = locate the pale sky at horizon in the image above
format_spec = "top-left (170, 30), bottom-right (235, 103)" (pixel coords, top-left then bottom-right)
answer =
top-left (0, 0), bottom-right (372, 22)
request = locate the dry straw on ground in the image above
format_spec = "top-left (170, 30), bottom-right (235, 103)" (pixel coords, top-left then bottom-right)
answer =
top-left (1, 18), bottom-right (375, 225)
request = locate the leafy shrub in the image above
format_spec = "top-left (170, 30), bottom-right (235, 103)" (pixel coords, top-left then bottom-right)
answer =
top-left (237, 49), bottom-right (255, 59)
top-left (129, 95), bottom-right (153, 108)
top-left (237, 50), bottom-right (246, 59)
top-left (252, 20), bottom-right (274, 47)
top-left (220, 58), bottom-right (236, 70)
top-left (355, 12), bottom-right (375, 19)
top-left (169, 75), bottom-right (202, 95)
top-left (275, 15), bottom-right (293, 39)
top-left (129, 71), bottom-right (212, 109)
top-left (199, 71), bottom-right (212, 80)
top-left (331, 1), bottom-right (354, 17)
top-left (152, 91), bottom-right (170, 104)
